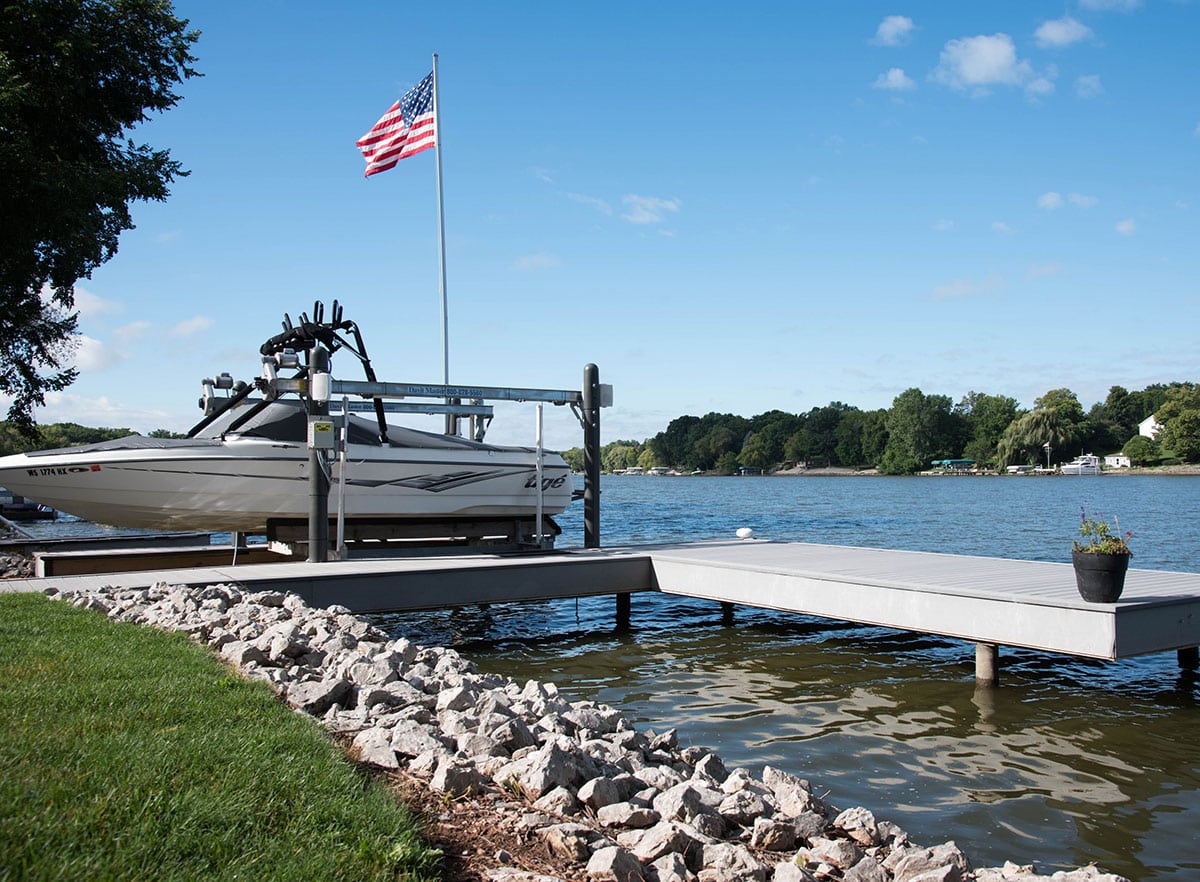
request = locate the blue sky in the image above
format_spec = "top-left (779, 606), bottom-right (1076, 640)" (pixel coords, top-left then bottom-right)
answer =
top-left (34, 0), bottom-right (1200, 449)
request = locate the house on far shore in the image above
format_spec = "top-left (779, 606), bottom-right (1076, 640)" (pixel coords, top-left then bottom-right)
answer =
top-left (1105, 453), bottom-right (1131, 469)
top-left (1140, 415), bottom-right (1161, 438)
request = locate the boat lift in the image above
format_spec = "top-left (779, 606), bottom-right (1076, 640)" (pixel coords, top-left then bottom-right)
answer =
top-left (249, 304), bottom-right (611, 561)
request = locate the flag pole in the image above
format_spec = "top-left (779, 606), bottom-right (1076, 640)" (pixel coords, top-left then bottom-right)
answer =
top-left (432, 53), bottom-right (456, 434)
top-left (432, 54), bottom-right (450, 387)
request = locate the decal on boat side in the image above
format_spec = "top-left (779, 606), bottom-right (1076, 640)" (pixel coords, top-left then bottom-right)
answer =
top-left (25, 464), bottom-right (102, 476)
top-left (524, 475), bottom-right (567, 490)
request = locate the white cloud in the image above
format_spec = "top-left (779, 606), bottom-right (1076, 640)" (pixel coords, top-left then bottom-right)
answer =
top-left (1194, 121), bottom-right (1200, 138)
top-left (871, 15), bottom-right (915, 47)
top-left (1025, 76), bottom-right (1056, 99)
top-left (564, 192), bottom-right (612, 215)
top-left (72, 287), bottom-right (121, 318)
top-left (37, 391), bottom-right (176, 433)
top-left (1038, 191), bottom-right (1064, 210)
top-left (933, 34), bottom-right (1034, 93)
top-left (531, 166), bottom-right (554, 184)
top-left (872, 67), bottom-right (916, 91)
top-left (1025, 263), bottom-right (1064, 279)
top-left (929, 274), bottom-right (1004, 300)
top-left (992, 221), bottom-right (1014, 234)
top-left (1034, 17), bottom-right (1094, 48)
top-left (1074, 75), bottom-right (1104, 99)
top-left (1115, 218), bottom-right (1137, 236)
top-left (1079, 0), bottom-right (1140, 10)
top-left (71, 335), bottom-right (124, 372)
top-left (169, 315), bottom-right (214, 338)
top-left (621, 195), bottom-right (680, 225)
top-left (932, 218), bottom-right (955, 232)
top-left (113, 320), bottom-right (151, 344)
top-left (511, 252), bottom-right (560, 271)
top-left (1068, 192), bottom-right (1099, 208)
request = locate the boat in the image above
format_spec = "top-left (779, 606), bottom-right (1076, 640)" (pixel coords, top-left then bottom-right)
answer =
top-left (1060, 454), bottom-right (1102, 476)
top-left (0, 307), bottom-right (573, 535)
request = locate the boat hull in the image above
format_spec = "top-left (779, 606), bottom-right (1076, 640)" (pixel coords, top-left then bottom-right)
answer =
top-left (0, 440), bottom-right (572, 533)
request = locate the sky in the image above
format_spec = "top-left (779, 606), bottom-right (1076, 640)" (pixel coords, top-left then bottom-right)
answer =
top-left (29, 0), bottom-right (1200, 450)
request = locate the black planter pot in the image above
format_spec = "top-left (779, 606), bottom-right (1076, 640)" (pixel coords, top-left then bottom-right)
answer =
top-left (1072, 550), bottom-right (1130, 603)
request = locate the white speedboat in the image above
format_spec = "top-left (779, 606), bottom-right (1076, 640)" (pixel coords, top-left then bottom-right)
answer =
top-left (0, 309), bottom-right (572, 534)
top-left (1060, 453), bottom-right (1102, 476)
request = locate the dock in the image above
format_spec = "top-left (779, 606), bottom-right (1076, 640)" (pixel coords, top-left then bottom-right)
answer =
top-left (6, 539), bottom-right (1200, 686)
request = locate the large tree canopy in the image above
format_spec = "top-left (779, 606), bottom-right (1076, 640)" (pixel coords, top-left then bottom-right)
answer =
top-left (0, 0), bottom-right (199, 432)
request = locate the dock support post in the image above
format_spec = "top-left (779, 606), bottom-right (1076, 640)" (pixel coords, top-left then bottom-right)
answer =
top-left (975, 643), bottom-right (999, 686)
top-left (1179, 647), bottom-right (1199, 670)
top-left (616, 592), bottom-right (630, 630)
top-left (721, 602), bottom-right (734, 626)
top-left (307, 345), bottom-right (330, 564)
top-left (583, 364), bottom-right (601, 549)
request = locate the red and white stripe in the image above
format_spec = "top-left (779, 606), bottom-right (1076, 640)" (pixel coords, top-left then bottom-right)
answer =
top-left (356, 105), bottom-right (435, 178)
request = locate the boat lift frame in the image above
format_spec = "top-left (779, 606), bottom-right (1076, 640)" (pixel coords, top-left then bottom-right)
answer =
top-left (272, 365), bottom-right (610, 561)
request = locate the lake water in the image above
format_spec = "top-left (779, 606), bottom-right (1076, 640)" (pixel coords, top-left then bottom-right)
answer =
top-left (373, 475), bottom-right (1200, 881)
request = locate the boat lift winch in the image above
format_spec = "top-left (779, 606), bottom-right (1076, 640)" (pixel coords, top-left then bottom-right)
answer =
top-left (222, 302), bottom-right (611, 561)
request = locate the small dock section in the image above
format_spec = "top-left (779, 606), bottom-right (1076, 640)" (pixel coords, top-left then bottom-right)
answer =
top-left (7, 539), bottom-right (1200, 685)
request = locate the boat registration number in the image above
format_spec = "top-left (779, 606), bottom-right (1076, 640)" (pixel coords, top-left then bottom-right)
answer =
top-left (26, 465), bottom-right (102, 476)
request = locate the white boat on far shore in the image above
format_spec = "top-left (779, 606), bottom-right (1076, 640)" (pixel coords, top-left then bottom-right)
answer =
top-left (1060, 454), bottom-right (1102, 475)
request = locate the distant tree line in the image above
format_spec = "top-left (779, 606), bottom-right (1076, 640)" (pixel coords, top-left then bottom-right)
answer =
top-left (562, 382), bottom-right (1200, 475)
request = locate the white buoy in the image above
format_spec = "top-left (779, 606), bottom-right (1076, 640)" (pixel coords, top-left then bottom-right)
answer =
top-left (736, 527), bottom-right (754, 540)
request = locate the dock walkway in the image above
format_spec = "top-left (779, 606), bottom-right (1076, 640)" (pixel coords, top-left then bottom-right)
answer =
top-left (6, 539), bottom-right (1200, 684)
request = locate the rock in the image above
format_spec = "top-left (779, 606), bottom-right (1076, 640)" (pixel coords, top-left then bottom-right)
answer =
top-left (285, 678), bottom-right (351, 715)
top-left (717, 789), bottom-right (769, 826)
top-left (763, 765), bottom-right (821, 818)
top-left (580, 775), bottom-right (623, 810)
top-left (430, 757), bottom-right (488, 797)
top-left (390, 719), bottom-right (449, 757)
top-left (585, 845), bottom-right (646, 882)
top-left (220, 640), bottom-right (269, 667)
top-left (773, 859), bottom-right (815, 882)
top-left (791, 810), bottom-right (828, 842)
top-left (835, 806), bottom-right (880, 846)
top-left (805, 837), bottom-right (864, 872)
top-left (351, 726), bottom-right (400, 769)
top-left (750, 817), bottom-right (796, 851)
top-left (697, 843), bottom-right (768, 882)
top-left (651, 852), bottom-right (695, 882)
top-left (693, 753), bottom-right (728, 785)
top-left (597, 802), bottom-right (660, 829)
top-left (845, 856), bottom-right (891, 882)
top-left (539, 823), bottom-right (591, 862)
top-left (534, 786), bottom-right (581, 816)
top-left (625, 821), bottom-right (698, 865)
top-left (892, 843), bottom-right (972, 882)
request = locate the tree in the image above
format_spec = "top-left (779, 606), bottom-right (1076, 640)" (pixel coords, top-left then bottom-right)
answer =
top-left (1, 1), bottom-right (199, 433)
top-left (1155, 383), bottom-right (1200, 462)
top-left (956, 392), bottom-right (1020, 467)
top-left (879, 388), bottom-right (955, 475)
top-left (996, 408), bottom-right (1078, 467)
top-left (1122, 435), bottom-right (1161, 466)
top-left (737, 432), bottom-right (773, 471)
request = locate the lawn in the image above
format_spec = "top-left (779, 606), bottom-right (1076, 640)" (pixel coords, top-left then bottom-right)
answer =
top-left (0, 592), bottom-right (442, 881)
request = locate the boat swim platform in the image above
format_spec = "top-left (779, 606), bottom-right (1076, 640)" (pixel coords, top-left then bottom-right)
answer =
top-left (5, 539), bottom-right (1200, 684)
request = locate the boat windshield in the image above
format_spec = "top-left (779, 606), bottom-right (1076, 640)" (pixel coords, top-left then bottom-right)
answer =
top-left (195, 399), bottom-right (537, 451)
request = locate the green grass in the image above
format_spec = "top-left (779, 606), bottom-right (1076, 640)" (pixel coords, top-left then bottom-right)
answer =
top-left (0, 593), bottom-right (442, 881)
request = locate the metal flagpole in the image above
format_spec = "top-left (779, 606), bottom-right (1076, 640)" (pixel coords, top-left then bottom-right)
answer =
top-left (432, 55), bottom-right (450, 378)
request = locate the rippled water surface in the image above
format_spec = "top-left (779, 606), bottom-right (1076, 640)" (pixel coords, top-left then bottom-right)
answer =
top-left (374, 475), bottom-right (1200, 881)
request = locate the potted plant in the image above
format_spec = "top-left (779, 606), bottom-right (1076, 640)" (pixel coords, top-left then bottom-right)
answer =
top-left (1071, 507), bottom-right (1132, 603)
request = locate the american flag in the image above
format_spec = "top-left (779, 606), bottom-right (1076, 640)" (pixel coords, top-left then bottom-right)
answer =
top-left (356, 71), bottom-right (436, 178)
